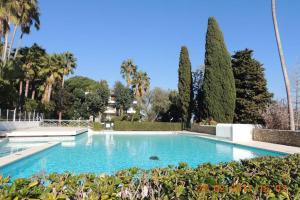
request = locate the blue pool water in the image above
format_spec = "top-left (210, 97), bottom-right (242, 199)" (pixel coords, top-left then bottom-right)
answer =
top-left (0, 134), bottom-right (285, 179)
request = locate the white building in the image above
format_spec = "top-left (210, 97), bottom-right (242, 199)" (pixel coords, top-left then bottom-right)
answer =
top-left (102, 93), bottom-right (137, 121)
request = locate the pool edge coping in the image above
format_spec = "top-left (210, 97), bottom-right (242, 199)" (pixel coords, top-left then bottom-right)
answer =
top-left (0, 142), bottom-right (60, 168)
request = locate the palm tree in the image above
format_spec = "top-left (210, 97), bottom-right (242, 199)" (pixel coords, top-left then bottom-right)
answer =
top-left (0, 0), bottom-right (40, 62)
top-left (57, 52), bottom-right (76, 121)
top-left (120, 59), bottom-right (137, 87)
top-left (8, 0), bottom-right (40, 60)
top-left (271, 0), bottom-right (295, 130)
top-left (41, 54), bottom-right (62, 103)
top-left (0, 0), bottom-right (15, 62)
top-left (0, 1), bottom-right (9, 42)
top-left (18, 44), bottom-right (46, 99)
top-left (132, 71), bottom-right (150, 98)
top-left (12, 0), bottom-right (40, 59)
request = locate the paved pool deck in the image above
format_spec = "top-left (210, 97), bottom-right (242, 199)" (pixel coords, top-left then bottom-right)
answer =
top-left (1, 127), bottom-right (87, 137)
top-left (0, 127), bottom-right (88, 142)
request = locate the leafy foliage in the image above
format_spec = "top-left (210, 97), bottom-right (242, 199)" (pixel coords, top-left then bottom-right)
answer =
top-left (164, 90), bottom-right (182, 122)
top-left (150, 87), bottom-right (171, 121)
top-left (120, 59), bottom-right (137, 87)
top-left (71, 88), bottom-right (89, 120)
top-left (0, 78), bottom-right (18, 109)
top-left (59, 79), bottom-right (111, 120)
top-left (120, 59), bottom-right (150, 99)
top-left (91, 122), bottom-right (104, 131)
top-left (178, 46), bottom-right (193, 127)
top-left (137, 88), bottom-right (181, 122)
top-left (201, 17), bottom-right (236, 123)
top-left (113, 81), bottom-right (134, 116)
top-left (232, 49), bottom-right (273, 124)
top-left (139, 87), bottom-right (171, 122)
top-left (1, 154), bottom-right (300, 199)
top-left (65, 76), bottom-right (99, 93)
top-left (24, 99), bottom-right (38, 112)
top-left (86, 80), bottom-right (110, 121)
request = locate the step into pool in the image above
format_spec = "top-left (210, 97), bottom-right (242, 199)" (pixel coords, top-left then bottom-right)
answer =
top-left (0, 141), bottom-right (46, 158)
top-left (0, 133), bottom-right (286, 179)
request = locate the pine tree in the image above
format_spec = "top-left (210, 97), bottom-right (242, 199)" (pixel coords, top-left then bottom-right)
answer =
top-left (201, 17), bottom-right (236, 123)
top-left (232, 49), bottom-right (273, 124)
top-left (178, 46), bottom-right (193, 127)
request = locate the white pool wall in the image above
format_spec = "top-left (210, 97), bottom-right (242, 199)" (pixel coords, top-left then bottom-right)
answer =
top-left (216, 124), bottom-right (255, 142)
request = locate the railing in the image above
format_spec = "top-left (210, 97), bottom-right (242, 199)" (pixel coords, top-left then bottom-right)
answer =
top-left (40, 119), bottom-right (89, 127)
top-left (0, 108), bottom-right (43, 122)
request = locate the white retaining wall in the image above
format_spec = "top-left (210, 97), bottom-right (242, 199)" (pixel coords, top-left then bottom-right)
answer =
top-left (0, 121), bottom-right (40, 131)
top-left (216, 124), bottom-right (255, 142)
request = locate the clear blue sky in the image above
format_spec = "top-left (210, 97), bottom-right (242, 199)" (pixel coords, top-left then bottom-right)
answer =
top-left (23, 0), bottom-right (300, 99)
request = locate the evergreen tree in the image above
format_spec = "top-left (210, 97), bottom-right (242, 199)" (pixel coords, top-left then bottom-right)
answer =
top-left (161, 90), bottom-right (181, 122)
top-left (178, 46), bottom-right (193, 127)
top-left (232, 49), bottom-right (273, 124)
top-left (201, 17), bottom-right (236, 123)
top-left (86, 80), bottom-right (110, 122)
top-left (114, 81), bottom-right (134, 116)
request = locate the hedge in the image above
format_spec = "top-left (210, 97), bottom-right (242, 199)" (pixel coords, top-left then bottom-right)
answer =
top-left (114, 121), bottom-right (182, 131)
top-left (91, 122), bottom-right (103, 131)
top-left (1, 154), bottom-right (300, 199)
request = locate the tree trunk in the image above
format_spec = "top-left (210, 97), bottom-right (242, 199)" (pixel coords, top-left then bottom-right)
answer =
top-left (2, 28), bottom-right (9, 62)
top-left (19, 80), bottom-right (23, 96)
top-left (295, 78), bottom-right (299, 130)
top-left (30, 81), bottom-right (36, 100)
top-left (58, 112), bottom-right (62, 122)
top-left (18, 80), bottom-right (23, 110)
top-left (25, 80), bottom-right (29, 98)
top-left (58, 76), bottom-right (65, 121)
top-left (13, 33), bottom-right (23, 59)
top-left (7, 25), bottom-right (17, 60)
top-left (271, 0), bottom-right (295, 131)
top-left (31, 90), bottom-right (36, 100)
top-left (42, 84), bottom-right (49, 103)
top-left (47, 84), bottom-right (52, 102)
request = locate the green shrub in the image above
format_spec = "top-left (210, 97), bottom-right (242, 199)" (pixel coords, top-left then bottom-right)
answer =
top-left (1, 154), bottom-right (300, 199)
top-left (24, 99), bottom-right (38, 112)
top-left (91, 122), bottom-right (103, 131)
top-left (114, 121), bottom-right (182, 131)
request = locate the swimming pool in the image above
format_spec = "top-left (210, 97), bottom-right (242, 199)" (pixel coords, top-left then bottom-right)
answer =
top-left (0, 133), bottom-right (286, 179)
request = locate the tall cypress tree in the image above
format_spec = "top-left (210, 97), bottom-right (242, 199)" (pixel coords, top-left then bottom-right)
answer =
top-left (201, 17), bottom-right (236, 123)
top-left (232, 49), bottom-right (273, 124)
top-left (178, 46), bottom-right (193, 127)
